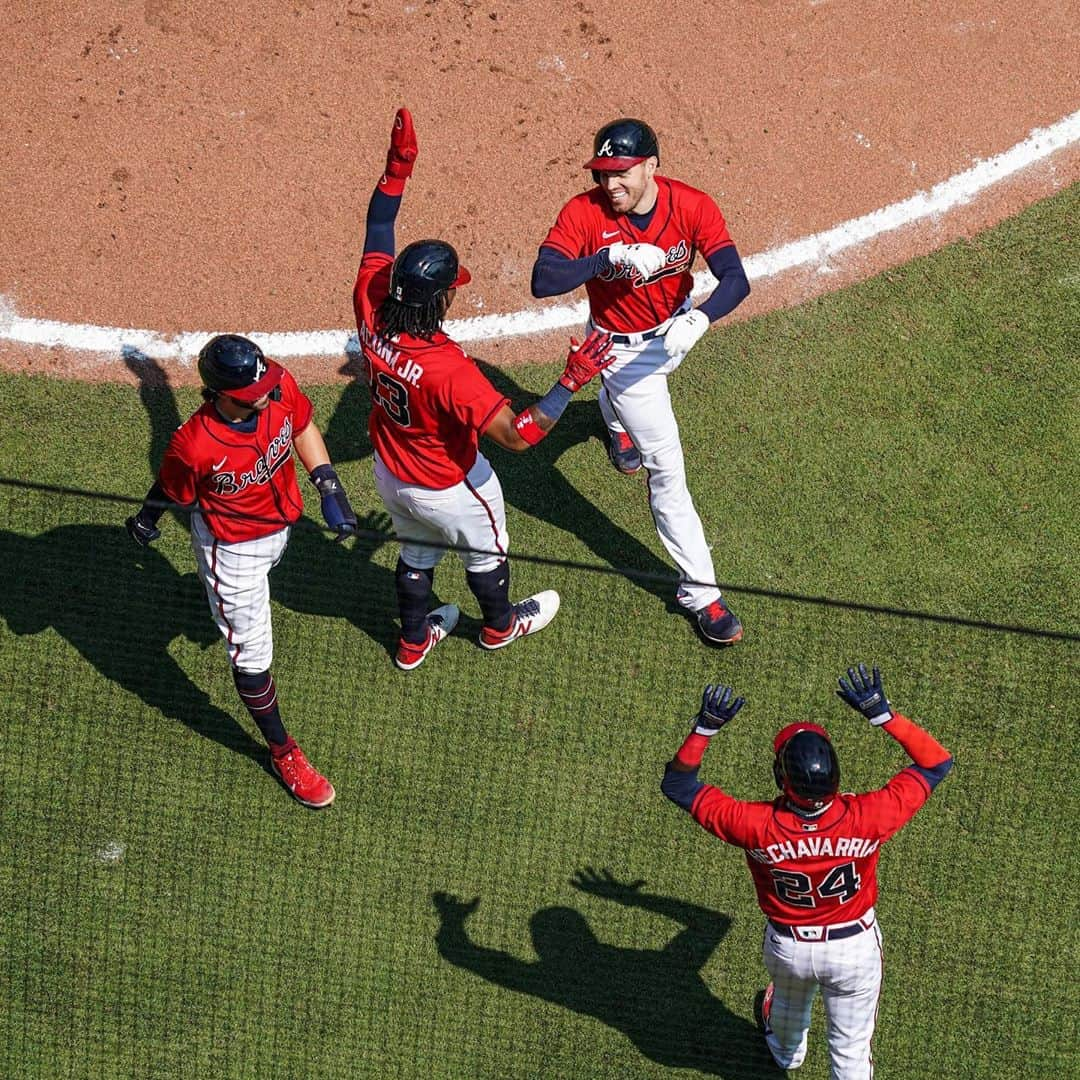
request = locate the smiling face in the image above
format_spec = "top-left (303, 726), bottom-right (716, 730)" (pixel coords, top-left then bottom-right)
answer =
top-left (596, 156), bottom-right (659, 215)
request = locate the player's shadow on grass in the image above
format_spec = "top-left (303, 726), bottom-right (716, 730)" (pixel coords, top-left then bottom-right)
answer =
top-left (432, 869), bottom-right (784, 1078)
top-left (476, 361), bottom-right (676, 604)
top-left (0, 523), bottom-right (266, 764)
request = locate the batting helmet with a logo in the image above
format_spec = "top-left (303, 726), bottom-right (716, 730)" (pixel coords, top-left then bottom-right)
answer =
top-left (772, 723), bottom-right (840, 813)
top-left (583, 118), bottom-right (660, 171)
top-left (390, 240), bottom-right (472, 308)
top-left (197, 334), bottom-right (283, 403)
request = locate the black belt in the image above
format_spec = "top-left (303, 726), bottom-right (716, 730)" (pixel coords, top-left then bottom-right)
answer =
top-left (769, 917), bottom-right (874, 942)
top-left (608, 325), bottom-right (667, 346)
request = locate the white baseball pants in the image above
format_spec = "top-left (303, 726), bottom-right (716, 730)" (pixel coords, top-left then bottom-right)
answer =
top-left (762, 911), bottom-right (884, 1080)
top-left (596, 332), bottom-right (721, 610)
top-left (190, 512), bottom-right (290, 674)
top-left (373, 451), bottom-right (508, 573)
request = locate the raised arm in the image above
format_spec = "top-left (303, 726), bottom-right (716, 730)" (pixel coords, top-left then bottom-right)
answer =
top-left (837, 663), bottom-right (954, 790)
top-left (362, 108), bottom-right (418, 257)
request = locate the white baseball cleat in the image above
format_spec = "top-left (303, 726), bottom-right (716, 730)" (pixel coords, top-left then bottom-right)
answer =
top-left (395, 604), bottom-right (460, 671)
top-left (479, 590), bottom-right (561, 650)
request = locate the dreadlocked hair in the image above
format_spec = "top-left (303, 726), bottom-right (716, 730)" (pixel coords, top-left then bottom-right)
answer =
top-left (377, 292), bottom-right (448, 341)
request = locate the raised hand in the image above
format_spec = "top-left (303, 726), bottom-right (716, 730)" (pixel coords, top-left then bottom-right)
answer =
top-left (836, 663), bottom-right (893, 725)
top-left (663, 308), bottom-right (709, 363)
top-left (559, 329), bottom-right (616, 392)
top-left (384, 107), bottom-right (418, 181)
top-left (571, 867), bottom-right (645, 902)
top-left (693, 683), bottom-right (746, 736)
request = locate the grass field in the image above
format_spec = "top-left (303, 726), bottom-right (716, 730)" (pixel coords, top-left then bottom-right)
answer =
top-left (1, 184), bottom-right (1077, 1079)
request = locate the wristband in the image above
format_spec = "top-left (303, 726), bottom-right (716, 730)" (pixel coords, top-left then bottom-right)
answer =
top-left (513, 410), bottom-right (547, 446)
top-left (534, 380), bottom-right (573, 420)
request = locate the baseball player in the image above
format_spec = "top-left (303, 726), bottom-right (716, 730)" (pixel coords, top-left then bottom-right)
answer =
top-left (125, 334), bottom-right (358, 809)
top-left (353, 109), bottom-right (615, 671)
top-left (661, 664), bottom-right (954, 1079)
top-left (532, 118), bottom-right (751, 645)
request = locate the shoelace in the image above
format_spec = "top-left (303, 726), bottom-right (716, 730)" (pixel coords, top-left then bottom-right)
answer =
top-left (515, 598), bottom-right (541, 619)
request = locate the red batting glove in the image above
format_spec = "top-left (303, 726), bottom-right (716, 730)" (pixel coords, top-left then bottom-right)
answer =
top-left (559, 329), bottom-right (616, 392)
top-left (384, 108), bottom-right (418, 180)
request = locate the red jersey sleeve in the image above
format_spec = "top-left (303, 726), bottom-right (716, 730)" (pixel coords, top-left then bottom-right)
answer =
top-left (849, 768), bottom-right (933, 842)
top-left (541, 196), bottom-right (590, 259)
top-left (692, 193), bottom-right (735, 258)
top-left (439, 359), bottom-right (509, 434)
top-left (278, 368), bottom-right (314, 435)
top-left (157, 431), bottom-right (198, 506)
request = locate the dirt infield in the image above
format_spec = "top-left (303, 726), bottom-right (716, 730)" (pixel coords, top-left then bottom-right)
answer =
top-left (1, 1), bottom-right (1077, 382)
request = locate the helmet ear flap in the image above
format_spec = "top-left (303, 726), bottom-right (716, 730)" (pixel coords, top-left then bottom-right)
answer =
top-left (591, 169), bottom-right (601, 184)
top-left (773, 757), bottom-right (784, 792)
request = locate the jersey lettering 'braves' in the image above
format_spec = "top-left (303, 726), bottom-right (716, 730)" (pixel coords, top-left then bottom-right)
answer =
top-left (353, 251), bottom-right (508, 489)
top-left (688, 756), bottom-right (934, 924)
top-left (157, 366), bottom-right (313, 543)
top-left (540, 176), bottom-right (733, 333)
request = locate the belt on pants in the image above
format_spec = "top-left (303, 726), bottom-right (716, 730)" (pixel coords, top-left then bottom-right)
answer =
top-left (769, 915), bottom-right (875, 942)
top-left (594, 299), bottom-right (692, 347)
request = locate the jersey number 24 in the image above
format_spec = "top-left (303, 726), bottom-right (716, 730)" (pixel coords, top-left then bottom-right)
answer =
top-left (770, 862), bottom-right (861, 908)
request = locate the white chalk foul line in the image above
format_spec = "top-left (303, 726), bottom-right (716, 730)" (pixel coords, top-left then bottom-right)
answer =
top-left (2, 108), bottom-right (1078, 361)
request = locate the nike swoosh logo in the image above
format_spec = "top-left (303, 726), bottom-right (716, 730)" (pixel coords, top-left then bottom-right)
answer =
top-left (602, 230), bottom-right (620, 238)
top-left (212, 457), bottom-right (228, 471)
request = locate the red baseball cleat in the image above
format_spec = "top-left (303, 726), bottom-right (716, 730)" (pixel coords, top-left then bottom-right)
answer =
top-left (696, 598), bottom-right (743, 645)
top-left (479, 591), bottom-right (561, 650)
top-left (395, 604), bottom-right (460, 671)
top-left (271, 744), bottom-right (335, 808)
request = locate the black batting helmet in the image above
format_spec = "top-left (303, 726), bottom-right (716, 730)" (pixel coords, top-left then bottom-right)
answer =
top-left (773, 723), bottom-right (840, 813)
top-left (389, 240), bottom-right (472, 308)
top-left (583, 118), bottom-right (660, 171)
top-left (197, 334), bottom-right (282, 403)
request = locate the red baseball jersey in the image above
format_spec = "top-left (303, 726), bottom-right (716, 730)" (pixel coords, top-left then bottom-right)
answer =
top-left (689, 768), bottom-right (934, 925)
top-left (353, 252), bottom-right (508, 489)
top-left (540, 176), bottom-right (734, 333)
top-left (157, 365), bottom-right (313, 543)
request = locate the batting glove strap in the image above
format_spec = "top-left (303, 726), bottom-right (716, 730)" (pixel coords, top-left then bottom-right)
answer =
top-left (310, 464), bottom-right (343, 497)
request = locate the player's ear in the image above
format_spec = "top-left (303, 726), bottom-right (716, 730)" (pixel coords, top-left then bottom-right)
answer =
top-left (645, 156), bottom-right (658, 178)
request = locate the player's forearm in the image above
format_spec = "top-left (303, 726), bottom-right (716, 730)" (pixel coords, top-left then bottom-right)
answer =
top-left (363, 187), bottom-right (402, 256)
top-left (136, 480), bottom-right (170, 526)
top-left (530, 247), bottom-right (611, 297)
top-left (291, 423), bottom-right (332, 474)
top-left (661, 728), bottom-right (714, 810)
top-left (883, 713), bottom-right (950, 767)
top-left (697, 245), bottom-right (750, 322)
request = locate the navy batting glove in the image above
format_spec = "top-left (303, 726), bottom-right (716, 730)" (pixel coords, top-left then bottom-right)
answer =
top-left (694, 684), bottom-right (746, 736)
top-left (125, 512), bottom-right (161, 548)
top-left (836, 663), bottom-right (893, 725)
top-left (310, 465), bottom-right (358, 541)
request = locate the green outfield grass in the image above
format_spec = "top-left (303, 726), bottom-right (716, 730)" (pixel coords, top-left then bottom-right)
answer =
top-left (1, 184), bottom-right (1077, 1080)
